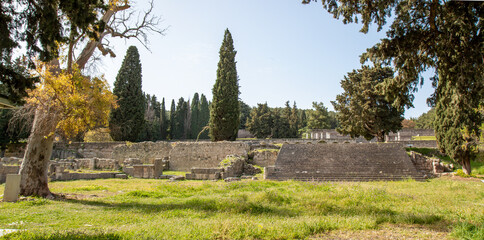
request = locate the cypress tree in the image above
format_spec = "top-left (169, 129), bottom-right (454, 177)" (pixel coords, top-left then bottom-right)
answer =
top-left (160, 98), bottom-right (168, 140)
top-left (109, 46), bottom-right (145, 142)
top-left (169, 99), bottom-right (176, 140)
top-left (173, 97), bottom-right (187, 139)
top-left (198, 94), bottom-right (210, 139)
top-left (190, 93), bottom-right (200, 139)
top-left (290, 101), bottom-right (300, 138)
top-left (209, 29), bottom-right (240, 141)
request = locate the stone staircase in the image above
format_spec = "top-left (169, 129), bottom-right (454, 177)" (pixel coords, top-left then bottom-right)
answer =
top-left (265, 143), bottom-right (425, 182)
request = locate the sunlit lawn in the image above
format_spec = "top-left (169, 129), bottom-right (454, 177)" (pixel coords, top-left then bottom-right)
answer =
top-left (0, 177), bottom-right (483, 239)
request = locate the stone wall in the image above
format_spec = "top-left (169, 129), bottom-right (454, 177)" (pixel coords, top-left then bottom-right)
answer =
top-left (308, 129), bottom-right (435, 142)
top-left (169, 142), bottom-right (250, 171)
top-left (251, 150), bottom-right (278, 167)
top-left (265, 143), bottom-right (425, 181)
top-left (112, 142), bottom-right (172, 164)
top-left (52, 142), bottom-right (124, 159)
top-left (0, 163), bottom-right (20, 184)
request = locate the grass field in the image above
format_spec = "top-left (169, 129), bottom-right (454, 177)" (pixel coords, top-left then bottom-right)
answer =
top-left (1, 178), bottom-right (483, 240)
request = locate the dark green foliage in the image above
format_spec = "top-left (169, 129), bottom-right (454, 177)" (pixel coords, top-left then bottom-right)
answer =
top-left (239, 101), bottom-right (251, 129)
top-left (412, 108), bottom-right (436, 129)
top-left (332, 66), bottom-right (403, 142)
top-left (172, 97), bottom-right (188, 139)
top-left (247, 103), bottom-right (272, 139)
top-left (289, 102), bottom-right (300, 137)
top-left (300, 110), bottom-right (307, 129)
top-left (307, 102), bottom-right (331, 130)
top-left (0, 0), bottom-right (106, 103)
top-left (160, 98), bottom-right (168, 140)
top-left (190, 93), bottom-right (201, 139)
top-left (198, 94), bottom-right (210, 139)
top-left (138, 94), bottom-right (162, 142)
top-left (304, 0), bottom-right (483, 173)
top-left (109, 46), bottom-right (145, 142)
top-left (169, 99), bottom-right (176, 140)
top-left (209, 29), bottom-right (240, 141)
top-left (0, 109), bottom-right (31, 156)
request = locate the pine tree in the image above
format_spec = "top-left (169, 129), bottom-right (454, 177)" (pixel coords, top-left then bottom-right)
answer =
top-left (198, 94), bottom-right (210, 139)
top-left (331, 66), bottom-right (403, 142)
top-left (160, 98), bottom-right (168, 140)
top-left (239, 101), bottom-right (252, 129)
top-left (190, 93), bottom-right (201, 139)
top-left (247, 103), bottom-right (272, 139)
top-left (307, 102), bottom-right (331, 130)
top-left (169, 99), bottom-right (176, 140)
top-left (109, 46), bottom-right (145, 142)
top-left (209, 29), bottom-right (240, 141)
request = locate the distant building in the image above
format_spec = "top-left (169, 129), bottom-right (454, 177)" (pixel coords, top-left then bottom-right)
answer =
top-left (307, 129), bottom-right (435, 142)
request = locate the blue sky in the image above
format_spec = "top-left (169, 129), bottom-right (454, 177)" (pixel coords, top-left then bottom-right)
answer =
top-left (100, 0), bottom-right (433, 118)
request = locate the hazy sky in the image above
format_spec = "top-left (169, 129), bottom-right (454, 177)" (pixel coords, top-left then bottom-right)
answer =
top-left (99, 0), bottom-right (433, 118)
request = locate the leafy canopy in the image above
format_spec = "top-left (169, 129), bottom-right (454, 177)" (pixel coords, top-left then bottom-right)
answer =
top-left (26, 63), bottom-right (116, 139)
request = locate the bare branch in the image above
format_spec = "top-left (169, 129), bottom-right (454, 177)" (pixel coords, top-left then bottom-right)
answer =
top-left (75, 0), bottom-right (167, 70)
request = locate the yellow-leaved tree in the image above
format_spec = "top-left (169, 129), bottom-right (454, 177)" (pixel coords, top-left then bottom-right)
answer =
top-left (19, 64), bottom-right (116, 197)
top-left (17, 0), bottom-right (165, 198)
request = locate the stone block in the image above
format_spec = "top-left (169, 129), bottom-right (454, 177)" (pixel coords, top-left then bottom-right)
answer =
top-left (115, 174), bottom-right (128, 179)
top-left (154, 158), bottom-right (163, 178)
top-left (3, 174), bottom-right (21, 202)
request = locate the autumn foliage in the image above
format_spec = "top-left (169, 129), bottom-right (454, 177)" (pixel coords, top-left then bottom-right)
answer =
top-left (25, 63), bottom-right (117, 139)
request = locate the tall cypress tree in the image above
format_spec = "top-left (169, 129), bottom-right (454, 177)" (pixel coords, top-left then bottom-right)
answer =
top-left (160, 98), bottom-right (168, 140)
top-left (290, 101), bottom-right (300, 137)
top-left (198, 94), bottom-right (210, 139)
top-left (173, 97), bottom-right (187, 139)
top-left (190, 93), bottom-right (200, 139)
top-left (169, 99), bottom-right (176, 140)
top-left (109, 46), bottom-right (145, 142)
top-left (209, 29), bottom-right (240, 141)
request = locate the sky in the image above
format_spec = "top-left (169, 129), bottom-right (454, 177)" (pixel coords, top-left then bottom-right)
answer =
top-left (98, 0), bottom-right (434, 118)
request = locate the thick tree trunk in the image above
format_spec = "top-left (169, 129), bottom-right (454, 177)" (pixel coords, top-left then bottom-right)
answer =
top-left (18, 110), bottom-right (56, 198)
top-left (461, 155), bottom-right (472, 175)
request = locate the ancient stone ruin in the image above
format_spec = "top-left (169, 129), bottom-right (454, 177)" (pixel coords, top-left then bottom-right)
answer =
top-left (265, 143), bottom-right (426, 181)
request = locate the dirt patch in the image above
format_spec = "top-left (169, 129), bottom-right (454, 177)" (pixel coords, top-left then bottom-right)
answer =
top-left (311, 224), bottom-right (449, 240)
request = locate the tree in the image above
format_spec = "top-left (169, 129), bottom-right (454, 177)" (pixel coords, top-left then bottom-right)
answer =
top-left (0, 109), bottom-right (31, 157)
top-left (307, 102), bottom-right (331, 130)
top-left (332, 66), bottom-right (403, 142)
top-left (173, 97), bottom-right (187, 139)
top-left (169, 99), bottom-right (176, 140)
top-left (239, 101), bottom-right (251, 129)
top-left (17, 0), bottom-right (165, 197)
top-left (401, 119), bottom-right (416, 129)
top-left (109, 46), bottom-right (145, 142)
top-left (289, 102), bottom-right (300, 137)
top-left (271, 108), bottom-right (290, 138)
top-left (413, 108), bottom-right (436, 129)
top-left (198, 94), bottom-right (210, 139)
top-left (303, 1), bottom-right (483, 173)
top-left (209, 29), bottom-right (240, 141)
top-left (190, 93), bottom-right (201, 139)
top-left (21, 65), bottom-right (116, 197)
top-left (160, 98), bottom-right (168, 140)
top-left (247, 103), bottom-right (272, 139)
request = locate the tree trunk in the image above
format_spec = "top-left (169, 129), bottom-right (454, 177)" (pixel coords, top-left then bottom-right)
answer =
top-left (18, 110), bottom-right (56, 198)
top-left (376, 132), bottom-right (385, 142)
top-left (461, 155), bottom-right (472, 175)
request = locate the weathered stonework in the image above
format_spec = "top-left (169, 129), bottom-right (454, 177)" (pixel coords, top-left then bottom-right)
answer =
top-left (169, 142), bottom-right (250, 171)
top-left (265, 143), bottom-right (425, 181)
top-left (251, 150), bottom-right (278, 167)
top-left (112, 141), bottom-right (172, 164)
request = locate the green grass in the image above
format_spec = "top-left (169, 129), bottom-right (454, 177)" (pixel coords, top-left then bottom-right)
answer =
top-left (411, 136), bottom-right (437, 141)
top-left (0, 178), bottom-right (483, 239)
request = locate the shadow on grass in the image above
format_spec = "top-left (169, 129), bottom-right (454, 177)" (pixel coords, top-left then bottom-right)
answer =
top-left (61, 196), bottom-right (299, 217)
top-left (2, 231), bottom-right (121, 240)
